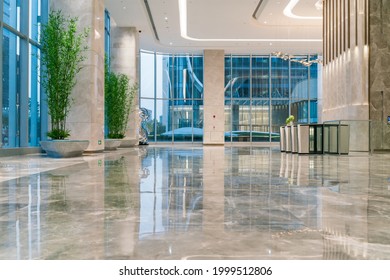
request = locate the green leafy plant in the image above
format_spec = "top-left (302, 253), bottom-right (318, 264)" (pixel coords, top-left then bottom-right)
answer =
top-left (286, 115), bottom-right (295, 125)
top-left (105, 61), bottom-right (137, 139)
top-left (40, 10), bottom-right (89, 139)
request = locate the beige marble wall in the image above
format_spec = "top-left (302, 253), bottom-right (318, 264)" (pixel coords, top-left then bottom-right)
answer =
top-left (51, 0), bottom-right (105, 152)
top-left (322, 49), bottom-right (369, 122)
top-left (110, 27), bottom-right (139, 143)
top-left (323, 0), bottom-right (390, 151)
top-left (203, 50), bottom-right (225, 145)
top-left (322, 0), bottom-right (370, 151)
top-left (369, 0), bottom-right (390, 150)
top-left (322, 0), bottom-right (370, 121)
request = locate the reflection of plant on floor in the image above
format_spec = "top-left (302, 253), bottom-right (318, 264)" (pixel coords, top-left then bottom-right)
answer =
top-left (104, 156), bottom-right (134, 212)
top-left (47, 174), bottom-right (70, 211)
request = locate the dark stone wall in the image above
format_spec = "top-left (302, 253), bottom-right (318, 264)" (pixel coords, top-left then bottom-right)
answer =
top-left (369, 0), bottom-right (390, 150)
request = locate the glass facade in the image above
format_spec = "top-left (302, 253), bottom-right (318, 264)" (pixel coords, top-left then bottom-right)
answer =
top-left (140, 51), bottom-right (204, 142)
top-left (104, 9), bottom-right (110, 60)
top-left (140, 51), bottom-right (320, 143)
top-left (1, 0), bottom-right (48, 148)
top-left (225, 55), bottom-right (319, 143)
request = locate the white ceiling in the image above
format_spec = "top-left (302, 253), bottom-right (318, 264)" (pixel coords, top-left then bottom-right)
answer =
top-left (104, 0), bottom-right (323, 55)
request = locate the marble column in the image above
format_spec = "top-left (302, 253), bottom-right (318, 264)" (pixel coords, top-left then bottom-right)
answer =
top-left (369, 0), bottom-right (390, 150)
top-left (110, 27), bottom-right (139, 145)
top-left (51, 0), bottom-right (105, 152)
top-left (203, 50), bottom-right (225, 145)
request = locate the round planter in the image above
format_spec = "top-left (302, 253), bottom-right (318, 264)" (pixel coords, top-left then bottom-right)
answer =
top-left (104, 139), bottom-right (122, 151)
top-left (40, 140), bottom-right (89, 158)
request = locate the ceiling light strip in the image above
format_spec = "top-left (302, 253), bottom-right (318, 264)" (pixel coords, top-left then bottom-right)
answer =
top-left (283, 0), bottom-right (322, 20)
top-left (144, 0), bottom-right (160, 41)
top-left (178, 0), bottom-right (322, 42)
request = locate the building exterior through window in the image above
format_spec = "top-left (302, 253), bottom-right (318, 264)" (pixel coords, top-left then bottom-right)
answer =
top-left (140, 51), bottom-right (321, 143)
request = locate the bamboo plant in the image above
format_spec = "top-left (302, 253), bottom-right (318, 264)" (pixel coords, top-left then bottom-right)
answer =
top-left (105, 61), bottom-right (137, 139)
top-left (286, 115), bottom-right (295, 125)
top-left (40, 10), bottom-right (89, 139)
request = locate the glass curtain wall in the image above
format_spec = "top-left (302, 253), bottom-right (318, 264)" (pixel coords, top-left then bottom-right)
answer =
top-left (1, 0), bottom-right (48, 148)
top-left (225, 54), bottom-right (319, 143)
top-left (104, 9), bottom-right (110, 62)
top-left (140, 51), bottom-right (320, 143)
top-left (140, 51), bottom-right (204, 143)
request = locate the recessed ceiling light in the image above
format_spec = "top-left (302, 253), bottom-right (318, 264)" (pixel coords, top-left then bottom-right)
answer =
top-left (165, 17), bottom-right (168, 21)
top-left (123, 6), bottom-right (126, 10)
top-left (315, 0), bottom-right (323, 10)
top-left (264, 21), bottom-right (267, 24)
top-left (284, 0), bottom-right (322, 20)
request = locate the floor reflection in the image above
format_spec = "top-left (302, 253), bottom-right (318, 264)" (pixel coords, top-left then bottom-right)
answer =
top-left (1, 146), bottom-right (390, 259)
top-left (138, 147), bottom-right (204, 237)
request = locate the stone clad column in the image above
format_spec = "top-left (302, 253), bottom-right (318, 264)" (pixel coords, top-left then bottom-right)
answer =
top-left (203, 50), bottom-right (225, 145)
top-left (51, 0), bottom-right (105, 152)
top-left (110, 27), bottom-right (139, 144)
top-left (369, 0), bottom-right (390, 150)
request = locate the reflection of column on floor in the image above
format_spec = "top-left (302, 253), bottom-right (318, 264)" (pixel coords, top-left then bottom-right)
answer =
top-left (104, 149), bottom-right (141, 258)
top-left (203, 146), bottom-right (225, 232)
top-left (321, 156), bottom-right (369, 259)
top-left (66, 160), bottom-right (105, 258)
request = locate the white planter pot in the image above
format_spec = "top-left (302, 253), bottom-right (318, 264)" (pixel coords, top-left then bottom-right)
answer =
top-left (119, 138), bottom-right (138, 148)
top-left (104, 139), bottom-right (122, 151)
top-left (40, 140), bottom-right (89, 158)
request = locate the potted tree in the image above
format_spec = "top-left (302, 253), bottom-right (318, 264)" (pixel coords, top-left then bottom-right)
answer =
top-left (286, 115), bottom-right (295, 126)
top-left (104, 61), bottom-right (137, 150)
top-left (39, 10), bottom-right (90, 157)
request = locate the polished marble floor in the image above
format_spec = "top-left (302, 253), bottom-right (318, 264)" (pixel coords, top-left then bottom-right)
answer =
top-left (1, 145), bottom-right (390, 260)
